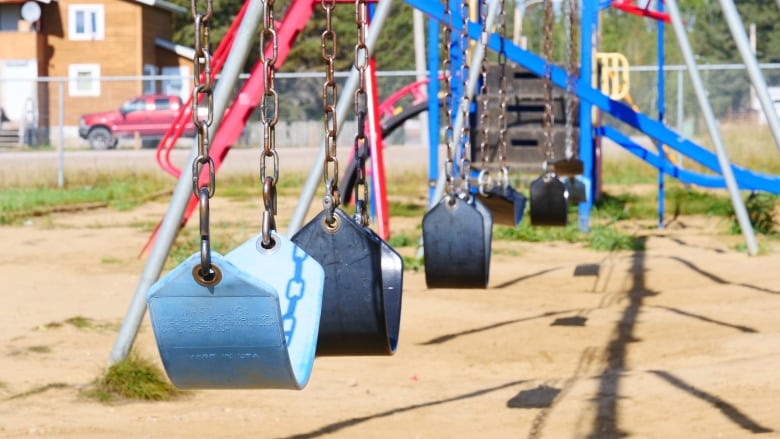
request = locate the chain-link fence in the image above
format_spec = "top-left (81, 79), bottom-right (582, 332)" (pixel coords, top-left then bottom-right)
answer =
top-left (0, 71), bottom-right (425, 150)
top-left (605, 63), bottom-right (780, 139)
top-left (2, 64), bottom-right (779, 150)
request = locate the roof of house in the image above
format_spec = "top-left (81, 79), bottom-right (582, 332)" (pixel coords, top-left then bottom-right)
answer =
top-left (155, 37), bottom-right (194, 60)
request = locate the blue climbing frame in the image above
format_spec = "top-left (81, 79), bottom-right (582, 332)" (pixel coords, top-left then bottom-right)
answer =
top-left (404, 0), bottom-right (780, 231)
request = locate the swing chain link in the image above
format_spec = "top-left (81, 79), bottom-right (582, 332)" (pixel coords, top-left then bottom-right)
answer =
top-left (564, 0), bottom-right (579, 161)
top-left (191, 0), bottom-right (216, 279)
top-left (458, 0), bottom-right (471, 195)
top-left (442, 3), bottom-right (455, 201)
top-left (541, 0), bottom-right (556, 172)
top-left (321, 0), bottom-right (340, 225)
top-left (259, 0), bottom-right (279, 247)
top-left (478, 0), bottom-right (491, 194)
top-left (496, 0), bottom-right (509, 188)
top-left (353, 0), bottom-right (370, 227)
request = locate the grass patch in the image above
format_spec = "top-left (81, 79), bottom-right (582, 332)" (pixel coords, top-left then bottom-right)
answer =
top-left (387, 233), bottom-right (418, 248)
top-left (0, 171), bottom-right (170, 224)
top-left (735, 192), bottom-right (778, 235)
top-left (82, 354), bottom-right (184, 403)
top-left (388, 201), bottom-right (427, 218)
top-left (585, 226), bottom-right (645, 252)
top-left (403, 256), bottom-right (424, 272)
top-left (101, 257), bottom-right (122, 264)
top-left (216, 173), bottom-right (309, 200)
top-left (27, 345), bottom-right (52, 354)
top-left (493, 222), bottom-right (582, 243)
top-left (8, 383), bottom-right (69, 400)
top-left (36, 316), bottom-right (117, 332)
top-left (65, 316), bottom-right (94, 329)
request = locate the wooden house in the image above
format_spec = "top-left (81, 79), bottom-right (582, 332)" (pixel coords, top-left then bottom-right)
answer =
top-left (0, 0), bottom-right (193, 145)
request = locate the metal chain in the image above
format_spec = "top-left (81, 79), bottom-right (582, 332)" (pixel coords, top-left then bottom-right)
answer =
top-left (564, 0), bottom-right (579, 160)
top-left (353, 0), bottom-right (370, 226)
top-left (442, 2), bottom-right (455, 200)
top-left (321, 0), bottom-right (340, 226)
top-left (458, 0), bottom-right (471, 194)
top-left (477, 0), bottom-right (492, 194)
top-left (496, 0), bottom-right (509, 187)
top-left (190, 0), bottom-right (216, 280)
top-left (259, 0), bottom-right (279, 248)
top-left (542, 0), bottom-right (556, 170)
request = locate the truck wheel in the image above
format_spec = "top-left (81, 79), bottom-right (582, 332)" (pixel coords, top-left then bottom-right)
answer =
top-left (88, 127), bottom-right (115, 150)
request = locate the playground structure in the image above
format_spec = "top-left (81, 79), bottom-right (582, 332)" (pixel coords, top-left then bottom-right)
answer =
top-left (109, 0), bottom-right (780, 386)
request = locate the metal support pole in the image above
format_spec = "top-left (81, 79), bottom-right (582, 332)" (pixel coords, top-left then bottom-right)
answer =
top-left (578, 0), bottom-right (595, 233)
top-left (657, 0), bottom-right (665, 229)
top-left (676, 69), bottom-right (684, 168)
top-left (57, 80), bottom-right (64, 188)
top-left (666, 0), bottom-right (759, 255)
top-left (718, 0), bottom-right (780, 152)
top-left (108, 0), bottom-right (263, 365)
top-left (413, 8), bottom-right (429, 148)
top-left (287, 0), bottom-right (394, 236)
top-left (427, 17), bottom-right (440, 205)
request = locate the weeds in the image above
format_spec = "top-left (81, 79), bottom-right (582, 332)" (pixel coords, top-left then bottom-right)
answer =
top-left (388, 233), bottom-right (418, 248)
top-left (82, 354), bottom-right (184, 403)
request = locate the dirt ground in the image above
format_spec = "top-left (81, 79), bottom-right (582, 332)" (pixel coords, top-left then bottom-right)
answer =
top-left (2, 148), bottom-right (780, 438)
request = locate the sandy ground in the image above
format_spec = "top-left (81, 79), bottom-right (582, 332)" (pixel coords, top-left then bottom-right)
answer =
top-left (2, 148), bottom-right (780, 438)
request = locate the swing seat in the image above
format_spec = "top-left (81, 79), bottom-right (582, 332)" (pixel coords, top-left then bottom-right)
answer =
top-left (291, 208), bottom-right (403, 356)
top-left (565, 176), bottom-right (587, 205)
top-left (477, 185), bottom-right (527, 226)
top-left (552, 158), bottom-right (584, 177)
top-left (147, 252), bottom-right (322, 390)
top-left (530, 173), bottom-right (569, 226)
top-left (422, 195), bottom-right (493, 289)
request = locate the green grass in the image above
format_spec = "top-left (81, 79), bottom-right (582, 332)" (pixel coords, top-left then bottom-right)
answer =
top-left (82, 354), bottom-right (184, 403)
top-left (27, 345), bottom-right (52, 354)
top-left (37, 316), bottom-right (117, 332)
top-left (388, 201), bottom-right (427, 218)
top-left (0, 171), bottom-right (170, 224)
top-left (65, 316), bottom-right (95, 329)
top-left (387, 233), bottom-right (418, 248)
top-left (403, 256), bottom-right (424, 272)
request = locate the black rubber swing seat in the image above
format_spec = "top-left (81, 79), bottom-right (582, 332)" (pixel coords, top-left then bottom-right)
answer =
top-left (477, 184), bottom-right (527, 227)
top-left (291, 208), bottom-right (403, 356)
top-left (422, 194), bottom-right (493, 289)
top-left (530, 173), bottom-right (569, 226)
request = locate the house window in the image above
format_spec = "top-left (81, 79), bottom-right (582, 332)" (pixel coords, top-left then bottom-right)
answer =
top-left (68, 5), bottom-right (104, 40)
top-left (143, 65), bottom-right (158, 95)
top-left (68, 64), bottom-right (100, 96)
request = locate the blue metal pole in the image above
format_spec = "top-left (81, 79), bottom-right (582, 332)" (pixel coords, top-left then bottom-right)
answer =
top-left (427, 17), bottom-right (440, 205)
top-left (451, 0), bottom-right (465, 177)
top-left (657, 0), bottom-right (665, 229)
top-left (578, 0), bottom-right (595, 233)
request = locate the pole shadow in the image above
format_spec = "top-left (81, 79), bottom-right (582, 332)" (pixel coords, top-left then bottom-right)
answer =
top-left (588, 237), bottom-right (654, 439)
top-left (663, 255), bottom-right (780, 295)
top-left (420, 309), bottom-right (580, 345)
top-left (493, 267), bottom-right (564, 289)
top-left (650, 305), bottom-right (758, 333)
top-left (278, 379), bottom-right (528, 439)
top-left (649, 370), bottom-right (773, 434)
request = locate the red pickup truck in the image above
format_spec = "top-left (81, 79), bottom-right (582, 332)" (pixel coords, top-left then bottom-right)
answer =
top-left (79, 95), bottom-right (194, 150)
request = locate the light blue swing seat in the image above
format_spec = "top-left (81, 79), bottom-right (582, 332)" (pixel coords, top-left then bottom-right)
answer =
top-left (147, 233), bottom-right (324, 390)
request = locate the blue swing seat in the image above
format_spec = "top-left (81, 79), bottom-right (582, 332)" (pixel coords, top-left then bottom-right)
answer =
top-left (147, 241), bottom-right (323, 390)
